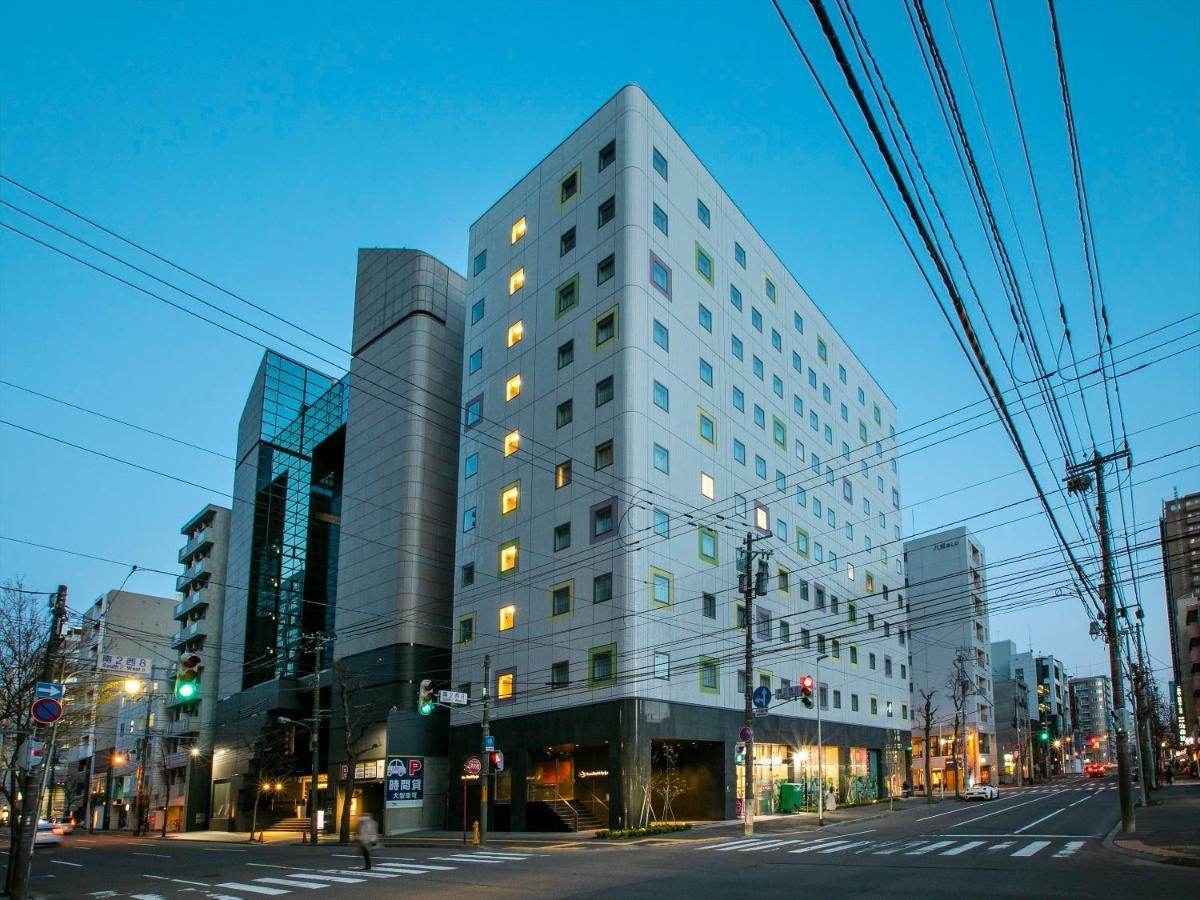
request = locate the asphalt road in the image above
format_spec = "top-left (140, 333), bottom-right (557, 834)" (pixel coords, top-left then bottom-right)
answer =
top-left (8, 775), bottom-right (1194, 899)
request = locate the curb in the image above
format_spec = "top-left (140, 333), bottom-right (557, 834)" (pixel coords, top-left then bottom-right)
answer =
top-left (1102, 819), bottom-right (1200, 868)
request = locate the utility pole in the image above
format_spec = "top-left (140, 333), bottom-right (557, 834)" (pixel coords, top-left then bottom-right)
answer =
top-left (480, 654), bottom-right (491, 847)
top-left (1067, 448), bottom-right (1134, 833)
top-left (9, 584), bottom-right (68, 900)
top-left (305, 633), bottom-right (328, 849)
top-left (133, 671), bottom-right (160, 835)
top-left (738, 533), bottom-right (770, 836)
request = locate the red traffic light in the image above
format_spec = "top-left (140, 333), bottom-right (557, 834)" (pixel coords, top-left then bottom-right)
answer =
top-left (800, 675), bottom-right (814, 691)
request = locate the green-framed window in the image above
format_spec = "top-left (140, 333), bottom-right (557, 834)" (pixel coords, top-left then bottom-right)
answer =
top-left (588, 643), bottom-right (617, 687)
top-left (698, 526), bottom-right (718, 564)
top-left (559, 164), bottom-right (581, 207)
top-left (593, 304), bottom-right (619, 348)
top-left (772, 416), bottom-right (787, 450)
top-left (698, 409), bottom-right (717, 447)
top-left (699, 656), bottom-right (720, 694)
top-left (695, 242), bottom-right (714, 286)
top-left (549, 580), bottom-right (574, 620)
top-left (649, 567), bottom-right (673, 607)
top-left (796, 528), bottom-right (810, 558)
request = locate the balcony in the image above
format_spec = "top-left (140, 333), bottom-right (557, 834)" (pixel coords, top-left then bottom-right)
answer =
top-left (178, 529), bottom-right (214, 565)
top-left (174, 589), bottom-right (210, 621)
top-left (164, 749), bottom-right (194, 769)
top-left (176, 560), bottom-right (210, 592)
top-left (171, 621), bottom-right (207, 649)
top-left (166, 716), bottom-right (200, 737)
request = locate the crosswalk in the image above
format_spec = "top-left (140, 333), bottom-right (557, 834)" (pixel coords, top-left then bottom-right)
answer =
top-left (1016, 785), bottom-right (1115, 794)
top-left (148, 851), bottom-right (533, 898)
top-left (697, 835), bottom-right (1088, 861)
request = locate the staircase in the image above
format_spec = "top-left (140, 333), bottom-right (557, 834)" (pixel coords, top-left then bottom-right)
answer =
top-left (544, 799), bottom-right (603, 832)
top-left (270, 817), bottom-right (311, 832)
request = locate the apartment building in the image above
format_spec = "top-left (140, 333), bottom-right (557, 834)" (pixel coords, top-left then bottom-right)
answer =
top-left (449, 85), bottom-right (908, 831)
top-left (904, 527), bottom-right (997, 791)
top-left (1160, 491), bottom-right (1200, 756)
top-left (1070, 675), bottom-right (1114, 764)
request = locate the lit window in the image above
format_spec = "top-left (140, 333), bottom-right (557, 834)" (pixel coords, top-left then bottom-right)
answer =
top-left (507, 321), bottom-right (524, 347)
top-left (497, 672), bottom-right (514, 700)
top-left (501, 483), bottom-right (520, 515)
top-left (700, 472), bottom-right (715, 500)
top-left (504, 430), bottom-right (519, 457)
top-left (505, 375), bottom-right (522, 401)
top-left (499, 541), bottom-right (518, 573)
top-left (499, 605), bottom-right (515, 631)
top-left (555, 461), bottom-right (572, 488)
top-left (509, 268), bottom-right (525, 295)
top-left (511, 217), bottom-right (527, 244)
top-left (847, 563), bottom-right (855, 581)
top-left (754, 504), bottom-right (769, 532)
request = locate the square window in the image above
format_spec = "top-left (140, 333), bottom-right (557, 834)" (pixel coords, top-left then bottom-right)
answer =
top-left (755, 455), bottom-right (767, 479)
top-left (594, 572), bottom-right (613, 603)
top-left (598, 195), bottom-right (615, 227)
top-left (817, 337), bottom-right (828, 362)
top-left (560, 168), bottom-right (579, 204)
top-left (699, 657), bottom-right (719, 693)
top-left (499, 604), bottom-right (515, 631)
top-left (473, 250), bottom-right (487, 275)
top-left (468, 348), bottom-right (482, 374)
top-left (851, 694), bottom-right (859, 712)
top-left (764, 276), bottom-right (777, 302)
top-left (757, 608), bottom-right (771, 640)
top-left (653, 147), bottom-right (668, 179)
top-left (653, 444), bottom-right (670, 473)
top-left (735, 242), bottom-right (746, 268)
top-left (553, 522), bottom-right (571, 551)
top-left (732, 386), bottom-right (744, 411)
top-left (556, 276), bottom-right (579, 316)
top-left (556, 399), bottom-right (573, 427)
top-left (754, 502), bottom-right (770, 533)
top-left (507, 320), bottom-right (524, 347)
top-left (650, 568), bottom-right (673, 606)
top-left (461, 563), bottom-right (474, 586)
top-left (771, 329), bottom-right (782, 352)
top-left (465, 452), bottom-right (479, 477)
top-left (695, 244), bottom-right (714, 285)
top-left (653, 508), bottom-right (669, 537)
top-left (700, 358), bottom-right (714, 386)
top-left (731, 284), bottom-right (743, 310)
top-left (839, 364), bottom-right (847, 383)
top-left (457, 614), bottom-right (475, 645)
top-left (596, 376), bottom-right (614, 407)
top-left (775, 470), bottom-right (786, 492)
top-left (560, 226), bottom-right (576, 256)
top-left (733, 438), bottom-right (746, 464)
top-left (650, 252), bottom-right (672, 298)
top-left (497, 670), bottom-right (514, 701)
top-left (809, 367), bottom-right (818, 388)
top-left (796, 486), bottom-right (807, 507)
top-left (556, 460), bottom-right (572, 488)
top-left (551, 582), bottom-right (573, 618)
top-left (698, 302), bottom-right (713, 332)
top-left (794, 311), bottom-right (804, 333)
top-left (652, 202), bottom-right (669, 236)
top-left (698, 410), bottom-right (716, 444)
top-left (654, 652), bottom-right (670, 680)
top-left (773, 375), bottom-right (783, 398)
top-left (510, 217), bottom-right (526, 244)
top-left (653, 381), bottom-right (669, 411)
top-left (591, 498), bottom-right (616, 540)
top-left (732, 335), bottom-right (743, 360)
top-left (752, 307), bottom-right (763, 332)
top-left (509, 268), bottom-right (525, 295)
top-left (703, 592), bottom-right (717, 619)
top-left (754, 405), bottom-right (765, 428)
top-left (698, 526), bottom-right (718, 563)
top-left (595, 308), bottom-right (618, 347)
top-left (499, 541), bottom-right (518, 573)
top-left (697, 198), bottom-right (710, 227)
top-left (551, 661), bottom-right (569, 689)
top-left (700, 471), bottom-right (715, 499)
top-left (780, 620), bottom-right (791, 641)
top-left (653, 319), bottom-right (669, 350)
top-left (595, 440), bottom-right (614, 469)
top-left (463, 506), bottom-right (476, 531)
top-left (858, 387), bottom-right (866, 405)
top-left (597, 253), bottom-right (615, 285)
top-left (500, 483), bottom-right (519, 515)
top-left (558, 339), bottom-right (575, 368)
top-left (597, 137), bottom-right (617, 169)
top-left (470, 299), bottom-right (485, 324)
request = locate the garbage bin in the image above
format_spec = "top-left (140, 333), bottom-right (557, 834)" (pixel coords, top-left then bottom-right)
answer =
top-left (779, 783), bottom-right (804, 813)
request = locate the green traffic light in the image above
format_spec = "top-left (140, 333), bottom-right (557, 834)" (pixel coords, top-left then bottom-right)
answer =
top-left (177, 682), bottom-right (196, 699)
top-left (419, 701), bottom-right (435, 716)
top-left (1039, 731), bottom-right (1049, 742)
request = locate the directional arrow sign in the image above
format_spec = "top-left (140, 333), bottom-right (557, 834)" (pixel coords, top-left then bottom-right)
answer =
top-left (752, 686), bottom-right (772, 709)
top-left (35, 682), bottom-right (64, 701)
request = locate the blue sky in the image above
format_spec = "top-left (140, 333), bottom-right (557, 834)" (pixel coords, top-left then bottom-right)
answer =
top-left (2, 1), bottom-right (1197, 692)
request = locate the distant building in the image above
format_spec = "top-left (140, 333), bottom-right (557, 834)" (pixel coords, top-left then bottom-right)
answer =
top-left (1160, 492), bottom-right (1200, 757)
top-left (71, 589), bottom-right (176, 831)
top-left (905, 527), bottom-right (997, 791)
top-left (1069, 676), bottom-right (1114, 764)
top-left (999, 648), bottom-right (1072, 777)
top-left (992, 675), bottom-right (1033, 785)
top-left (165, 503), bottom-right (230, 831)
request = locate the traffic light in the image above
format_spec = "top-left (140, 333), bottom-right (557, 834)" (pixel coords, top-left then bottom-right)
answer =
top-left (418, 679), bottom-right (435, 716)
top-left (488, 750), bottom-right (505, 772)
top-left (735, 742), bottom-right (746, 765)
top-left (176, 652), bottom-right (202, 700)
top-left (1039, 729), bottom-right (1049, 742)
top-left (800, 675), bottom-right (815, 709)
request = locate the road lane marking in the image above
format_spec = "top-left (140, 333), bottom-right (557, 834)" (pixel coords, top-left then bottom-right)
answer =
top-left (50, 860), bottom-right (83, 867)
top-left (906, 840), bottom-right (956, 855)
top-left (940, 841), bottom-right (986, 856)
top-left (430, 856), bottom-right (504, 864)
top-left (987, 842), bottom-right (1014, 851)
top-left (821, 840), bottom-right (872, 853)
top-left (330, 869), bottom-right (398, 878)
top-left (1014, 808), bottom-right (1065, 834)
top-left (287, 874), bottom-right (365, 883)
top-left (254, 877), bottom-right (330, 889)
top-left (376, 862), bottom-right (457, 871)
top-left (873, 841), bottom-right (928, 855)
top-left (708, 839), bottom-right (766, 851)
top-left (129, 894), bottom-right (168, 900)
top-left (201, 847), bottom-right (248, 852)
top-left (741, 839), bottom-right (806, 851)
top-left (946, 796), bottom-right (1048, 829)
top-left (789, 839), bottom-right (853, 854)
top-left (132, 852), bottom-right (171, 858)
top-left (215, 883), bottom-right (289, 895)
top-left (1053, 841), bottom-right (1086, 858)
top-left (143, 875), bottom-right (209, 886)
top-left (1011, 841), bottom-right (1051, 857)
top-left (1068, 794), bottom-right (1093, 807)
top-left (468, 851), bottom-right (531, 858)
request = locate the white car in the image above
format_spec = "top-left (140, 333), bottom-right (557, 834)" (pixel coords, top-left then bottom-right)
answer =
top-left (964, 784), bottom-right (998, 801)
top-left (34, 820), bottom-right (63, 846)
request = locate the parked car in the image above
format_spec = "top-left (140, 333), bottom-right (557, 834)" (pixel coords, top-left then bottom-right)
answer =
top-left (34, 820), bottom-right (63, 847)
top-left (964, 783), bottom-right (998, 801)
top-left (49, 817), bottom-right (75, 834)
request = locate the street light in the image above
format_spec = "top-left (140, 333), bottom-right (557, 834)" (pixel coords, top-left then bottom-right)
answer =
top-left (124, 679), bottom-right (144, 695)
top-left (275, 715), bottom-right (318, 847)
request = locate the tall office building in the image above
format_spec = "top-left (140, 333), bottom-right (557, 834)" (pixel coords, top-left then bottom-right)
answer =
top-left (211, 251), bottom-right (464, 834)
top-left (165, 503), bottom-right (230, 831)
top-left (449, 86), bottom-right (908, 831)
top-left (1069, 675), bottom-right (1114, 764)
top-left (1160, 491), bottom-right (1200, 755)
top-left (904, 527), bottom-right (997, 790)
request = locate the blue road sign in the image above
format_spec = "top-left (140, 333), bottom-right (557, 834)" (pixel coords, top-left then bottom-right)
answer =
top-left (31, 697), bottom-right (63, 725)
top-left (484, 735), bottom-right (496, 751)
top-left (35, 682), bottom-right (64, 701)
top-left (752, 686), bottom-right (772, 709)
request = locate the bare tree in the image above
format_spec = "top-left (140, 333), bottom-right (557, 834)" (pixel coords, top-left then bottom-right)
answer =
top-left (649, 743), bottom-right (688, 822)
top-left (334, 662), bottom-right (380, 844)
top-left (946, 649), bottom-right (980, 799)
top-left (915, 689), bottom-right (939, 802)
top-left (246, 723), bottom-right (295, 840)
top-left (0, 578), bottom-right (49, 845)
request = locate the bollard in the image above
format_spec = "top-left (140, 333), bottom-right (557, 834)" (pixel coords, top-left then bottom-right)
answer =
top-left (472, 820), bottom-right (480, 846)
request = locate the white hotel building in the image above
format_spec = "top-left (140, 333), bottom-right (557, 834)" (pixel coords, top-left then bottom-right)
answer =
top-left (449, 86), bottom-right (909, 831)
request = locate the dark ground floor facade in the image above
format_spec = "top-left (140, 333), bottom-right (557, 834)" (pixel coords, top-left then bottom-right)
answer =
top-left (449, 698), bottom-right (909, 831)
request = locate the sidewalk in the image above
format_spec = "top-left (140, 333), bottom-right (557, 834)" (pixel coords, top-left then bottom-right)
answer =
top-left (164, 829), bottom-right (319, 844)
top-left (1109, 778), bottom-right (1200, 867)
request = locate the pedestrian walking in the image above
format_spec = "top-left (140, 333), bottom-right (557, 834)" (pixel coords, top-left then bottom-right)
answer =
top-left (357, 812), bottom-right (379, 870)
